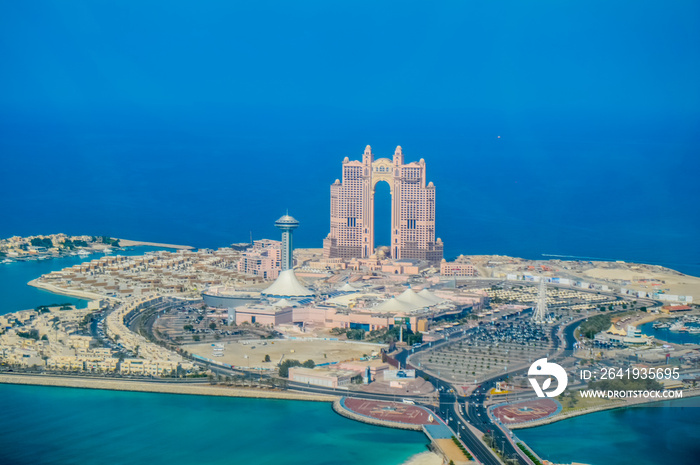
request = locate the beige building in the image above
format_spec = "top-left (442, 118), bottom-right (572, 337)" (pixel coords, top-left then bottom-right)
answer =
top-left (440, 259), bottom-right (477, 277)
top-left (119, 359), bottom-right (184, 376)
top-left (288, 366), bottom-right (359, 388)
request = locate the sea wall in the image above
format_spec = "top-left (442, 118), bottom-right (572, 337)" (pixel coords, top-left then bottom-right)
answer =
top-left (0, 374), bottom-right (337, 402)
top-left (331, 399), bottom-right (423, 431)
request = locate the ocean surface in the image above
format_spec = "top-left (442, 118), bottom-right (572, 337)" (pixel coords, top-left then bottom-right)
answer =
top-left (1, 3), bottom-right (699, 278)
top-left (0, 384), bottom-right (428, 465)
top-left (0, 3), bottom-right (698, 464)
top-left (1, 127), bottom-right (698, 278)
top-left (0, 247), bottom-right (170, 315)
top-left (515, 396), bottom-right (700, 465)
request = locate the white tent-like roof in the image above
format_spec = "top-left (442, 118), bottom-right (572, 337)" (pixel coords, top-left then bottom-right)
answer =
top-left (417, 289), bottom-right (445, 305)
top-left (338, 282), bottom-right (358, 292)
top-left (272, 298), bottom-right (295, 307)
top-left (374, 288), bottom-right (445, 314)
top-left (396, 288), bottom-right (435, 308)
top-left (375, 297), bottom-right (415, 313)
top-left (262, 270), bottom-right (314, 298)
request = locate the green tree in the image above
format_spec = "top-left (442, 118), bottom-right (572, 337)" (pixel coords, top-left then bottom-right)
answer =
top-left (278, 359), bottom-right (302, 377)
top-left (579, 314), bottom-right (613, 339)
top-left (31, 237), bottom-right (53, 248)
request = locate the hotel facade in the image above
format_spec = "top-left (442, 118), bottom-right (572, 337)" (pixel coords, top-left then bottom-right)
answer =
top-left (323, 145), bottom-right (443, 262)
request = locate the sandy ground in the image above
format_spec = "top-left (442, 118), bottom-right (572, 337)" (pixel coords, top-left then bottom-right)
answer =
top-left (186, 339), bottom-right (386, 368)
top-left (434, 438), bottom-right (470, 464)
top-left (584, 266), bottom-right (700, 300)
top-left (400, 451), bottom-right (443, 465)
top-left (118, 239), bottom-right (194, 249)
top-left (28, 279), bottom-right (110, 301)
top-left (360, 378), bottom-right (436, 396)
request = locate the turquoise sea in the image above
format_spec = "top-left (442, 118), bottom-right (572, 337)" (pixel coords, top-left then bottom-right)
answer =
top-left (516, 397), bottom-right (700, 465)
top-left (0, 2), bottom-right (698, 464)
top-left (0, 384), bottom-right (427, 465)
top-left (1, 243), bottom-right (700, 465)
top-left (0, 254), bottom-right (429, 465)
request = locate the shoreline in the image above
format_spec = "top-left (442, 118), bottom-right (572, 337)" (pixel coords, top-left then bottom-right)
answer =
top-left (331, 399), bottom-right (423, 431)
top-left (0, 374), bottom-right (442, 465)
top-left (118, 239), bottom-right (195, 250)
top-left (27, 278), bottom-right (110, 301)
top-left (508, 388), bottom-right (700, 429)
top-left (0, 373), bottom-right (337, 402)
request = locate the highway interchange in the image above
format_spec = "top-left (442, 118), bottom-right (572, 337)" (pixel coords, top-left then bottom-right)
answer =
top-left (390, 309), bottom-right (581, 465)
top-left (84, 292), bottom-right (616, 464)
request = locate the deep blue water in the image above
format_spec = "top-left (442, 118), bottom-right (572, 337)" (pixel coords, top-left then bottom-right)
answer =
top-left (0, 384), bottom-right (428, 465)
top-left (0, 2), bottom-right (699, 276)
top-left (0, 3), bottom-right (698, 463)
top-left (516, 397), bottom-right (700, 465)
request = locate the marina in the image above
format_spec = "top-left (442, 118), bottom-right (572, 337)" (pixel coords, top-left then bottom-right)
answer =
top-left (642, 315), bottom-right (700, 344)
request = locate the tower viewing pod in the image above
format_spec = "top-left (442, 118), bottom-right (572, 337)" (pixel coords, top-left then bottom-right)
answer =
top-left (262, 213), bottom-right (314, 300)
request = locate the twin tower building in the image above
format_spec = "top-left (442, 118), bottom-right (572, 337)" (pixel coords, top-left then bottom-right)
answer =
top-left (323, 145), bottom-right (443, 263)
top-left (264, 145), bottom-right (442, 298)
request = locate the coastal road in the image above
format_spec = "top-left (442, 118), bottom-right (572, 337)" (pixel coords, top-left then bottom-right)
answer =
top-left (394, 311), bottom-right (570, 465)
top-left (286, 381), bottom-right (435, 403)
top-left (435, 382), bottom-right (512, 465)
top-left (0, 371), bottom-right (211, 384)
top-left (392, 320), bottom-right (527, 465)
top-left (435, 370), bottom-right (531, 465)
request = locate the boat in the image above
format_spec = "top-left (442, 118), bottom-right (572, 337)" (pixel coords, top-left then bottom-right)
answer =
top-left (669, 322), bottom-right (686, 332)
top-left (1, 259), bottom-right (13, 264)
top-left (77, 250), bottom-right (90, 257)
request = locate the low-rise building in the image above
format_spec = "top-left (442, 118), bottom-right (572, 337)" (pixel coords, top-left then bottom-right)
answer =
top-left (440, 259), bottom-right (477, 277)
top-left (234, 303), bottom-right (294, 326)
top-left (661, 305), bottom-right (692, 313)
top-left (288, 366), bottom-right (359, 388)
top-left (237, 239), bottom-right (282, 280)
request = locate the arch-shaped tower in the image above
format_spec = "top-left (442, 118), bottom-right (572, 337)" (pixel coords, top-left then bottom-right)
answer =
top-left (323, 146), bottom-right (443, 263)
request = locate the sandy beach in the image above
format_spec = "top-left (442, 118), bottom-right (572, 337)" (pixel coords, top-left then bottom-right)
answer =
top-left (400, 451), bottom-right (443, 465)
top-left (118, 239), bottom-right (195, 250)
top-left (27, 279), bottom-right (110, 301)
